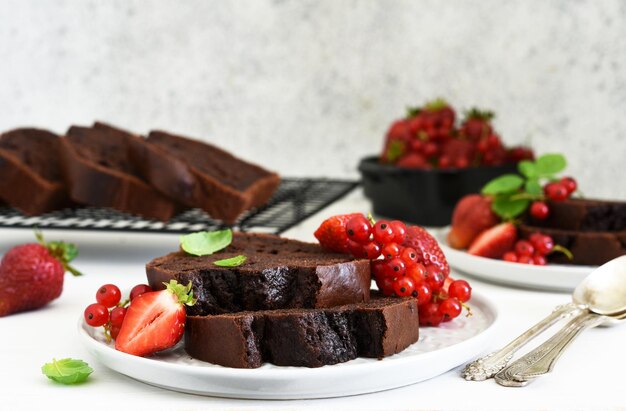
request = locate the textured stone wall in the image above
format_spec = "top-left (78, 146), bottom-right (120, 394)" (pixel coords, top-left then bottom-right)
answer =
top-left (1, 0), bottom-right (625, 198)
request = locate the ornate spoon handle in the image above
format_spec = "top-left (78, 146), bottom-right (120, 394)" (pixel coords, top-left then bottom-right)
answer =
top-left (494, 311), bottom-right (606, 387)
top-left (461, 303), bottom-right (581, 381)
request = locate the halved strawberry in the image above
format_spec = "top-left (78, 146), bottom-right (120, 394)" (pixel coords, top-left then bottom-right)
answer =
top-left (314, 213), bottom-right (361, 254)
top-left (403, 226), bottom-right (450, 277)
top-left (115, 280), bottom-right (196, 357)
top-left (468, 222), bottom-right (517, 259)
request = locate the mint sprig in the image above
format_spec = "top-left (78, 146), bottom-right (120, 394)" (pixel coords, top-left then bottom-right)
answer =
top-left (41, 358), bottom-right (93, 385)
top-left (180, 229), bottom-right (233, 256)
top-left (214, 255), bottom-right (247, 267)
top-left (481, 153), bottom-right (568, 220)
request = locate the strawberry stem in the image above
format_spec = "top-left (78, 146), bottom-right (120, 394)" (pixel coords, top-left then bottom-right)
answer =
top-left (163, 280), bottom-right (197, 306)
top-left (34, 229), bottom-right (83, 276)
top-left (551, 245), bottom-right (574, 260)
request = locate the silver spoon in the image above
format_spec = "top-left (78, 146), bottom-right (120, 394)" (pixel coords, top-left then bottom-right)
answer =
top-left (462, 255), bottom-right (626, 381)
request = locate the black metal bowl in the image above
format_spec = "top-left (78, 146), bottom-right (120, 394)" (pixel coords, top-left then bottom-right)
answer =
top-left (358, 156), bottom-right (517, 227)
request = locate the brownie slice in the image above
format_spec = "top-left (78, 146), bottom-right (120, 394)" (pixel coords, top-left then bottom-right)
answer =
top-left (0, 128), bottom-right (71, 215)
top-left (60, 125), bottom-right (181, 221)
top-left (519, 224), bottom-right (626, 266)
top-left (135, 130), bottom-right (280, 224)
top-left (184, 295), bottom-right (419, 368)
top-left (146, 232), bottom-right (371, 315)
top-left (524, 198), bottom-right (626, 232)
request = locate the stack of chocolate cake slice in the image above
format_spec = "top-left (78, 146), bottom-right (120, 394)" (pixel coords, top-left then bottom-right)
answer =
top-left (145, 232), bottom-right (420, 368)
top-left (0, 123), bottom-right (280, 223)
top-left (521, 198), bottom-right (626, 265)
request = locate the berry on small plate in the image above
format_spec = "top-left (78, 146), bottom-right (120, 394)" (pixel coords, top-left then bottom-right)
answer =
top-left (433, 228), bottom-right (595, 292)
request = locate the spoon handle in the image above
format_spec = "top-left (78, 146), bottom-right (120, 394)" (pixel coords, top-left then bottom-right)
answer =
top-left (494, 311), bottom-right (606, 387)
top-left (461, 303), bottom-right (582, 381)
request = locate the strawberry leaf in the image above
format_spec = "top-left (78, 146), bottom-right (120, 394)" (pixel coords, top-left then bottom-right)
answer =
top-left (535, 154), bottom-right (567, 176)
top-left (164, 280), bottom-right (197, 306)
top-left (384, 140), bottom-right (405, 163)
top-left (492, 196), bottom-right (530, 220)
top-left (41, 358), bottom-right (92, 385)
top-left (180, 229), bottom-right (233, 256)
top-left (518, 160), bottom-right (537, 178)
top-left (525, 178), bottom-right (543, 196)
top-left (481, 174), bottom-right (524, 195)
top-left (214, 255), bottom-right (247, 267)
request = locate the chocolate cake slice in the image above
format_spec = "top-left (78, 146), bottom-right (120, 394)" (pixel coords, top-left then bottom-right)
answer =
top-left (134, 130), bottom-right (280, 224)
top-left (146, 232), bottom-right (371, 315)
top-left (525, 198), bottom-right (626, 232)
top-left (60, 125), bottom-right (181, 221)
top-left (0, 128), bottom-right (71, 215)
top-left (185, 295), bottom-right (419, 368)
top-left (519, 224), bottom-right (626, 266)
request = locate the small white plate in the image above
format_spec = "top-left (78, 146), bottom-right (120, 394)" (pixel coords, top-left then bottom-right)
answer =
top-left (432, 228), bottom-right (594, 292)
top-left (79, 292), bottom-right (498, 399)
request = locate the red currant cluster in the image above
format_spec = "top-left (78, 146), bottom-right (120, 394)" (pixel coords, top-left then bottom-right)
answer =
top-left (529, 177), bottom-right (578, 220)
top-left (381, 100), bottom-right (534, 169)
top-left (502, 232), bottom-right (568, 265)
top-left (84, 283), bottom-right (152, 341)
top-left (343, 215), bottom-right (472, 326)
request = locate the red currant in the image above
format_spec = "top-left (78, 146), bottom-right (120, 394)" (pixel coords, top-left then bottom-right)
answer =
top-left (503, 251), bottom-right (518, 262)
top-left (109, 306), bottom-right (127, 327)
top-left (400, 247), bottom-right (418, 266)
top-left (414, 282), bottom-right (432, 306)
top-left (96, 284), bottom-right (121, 308)
top-left (518, 255), bottom-right (534, 264)
top-left (386, 257), bottom-right (406, 278)
top-left (560, 176), bottom-right (577, 194)
top-left (515, 240), bottom-right (535, 257)
top-left (406, 263), bottom-right (426, 283)
top-left (439, 298), bottom-right (462, 321)
top-left (348, 240), bottom-right (368, 258)
top-left (544, 183), bottom-right (569, 202)
top-left (362, 241), bottom-right (382, 260)
top-left (389, 221), bottom-right (407, 243)
top-left (84, 303), bottom-right (109, 327)
top-left (345, 215), bottom-right (372, 244)
top-left (533, 254), bottom-right (547, 266)
top-left (529, 233), bottom-right (554, 255)
top-left (373, 220), bottom-right (395, 244)
top-left (371, 259), bottom-right (386, 280)
top-left (420, 302), bottom-right (443, 326)
top-left (130, 284), bottom-right (153, 301)
top-left (424, 266), bottom-right (445, 292)
top-left (448, 280), bottom-right (472, 303)
top-left (393, 277), bottom-right (416, 297)
top-left (381, 242), bottom-right (401, 259)
top-left (110, 325), bottom-right (122, 340)
top-left (375, 276), bottom-right (395, 296)
top-left (530, 201), bottom-right (549, 220)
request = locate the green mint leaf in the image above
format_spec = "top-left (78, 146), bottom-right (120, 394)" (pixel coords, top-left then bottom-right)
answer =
top-left (42, 358), bottom-right (93, 385)
top-left (525, 178), bottom-right (543, 196)
top-left (214, 255), bottom-right (247, 267)
top-left (180, 229), bottom-right (233, 256)
top-left (492, 196), bottom-right (530, 220)
top-left (535, 154), bottom-right (567, 176)
top-left (518, 160), bottom-right (537, 178)
top-left (482, 174), bottom-right (524, 195)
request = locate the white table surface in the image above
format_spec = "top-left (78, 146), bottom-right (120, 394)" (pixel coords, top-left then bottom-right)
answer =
top-left (2, 188), bottom-right (624, 411)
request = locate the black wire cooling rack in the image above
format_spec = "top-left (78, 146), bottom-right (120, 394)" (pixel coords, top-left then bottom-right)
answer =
top-left (0, 178), bottom-right (358, 235)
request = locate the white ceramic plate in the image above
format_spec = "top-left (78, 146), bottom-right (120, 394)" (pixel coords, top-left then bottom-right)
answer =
top-left (432, 228), bottom-right (594, 292)
top-left (79, 292), bottom-right (498, 399)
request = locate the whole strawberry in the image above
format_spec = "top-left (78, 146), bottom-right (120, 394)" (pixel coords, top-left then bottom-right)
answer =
top-left (314, 213), bottom-right (360, 254)
top-left (460, 108), bottom-right (494, 141)
top-left (0, 231), bottom-right (81, 316)
top-left (403, 225), bottom-right (450, 277)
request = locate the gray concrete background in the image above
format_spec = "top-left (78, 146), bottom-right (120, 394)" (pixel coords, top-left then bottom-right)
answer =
top-left (1, 0), bottom-right (625, 198)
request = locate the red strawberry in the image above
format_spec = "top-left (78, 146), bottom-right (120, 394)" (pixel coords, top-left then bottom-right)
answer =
top-left (115, 280), bottom-right (196, 357)
top-left (468, 222), bottom-right (517, 259)
top-left (403, 226), bottom-right (450, 277)
top-left (0, 231), bottom-right (81, 317)
top-left (440, 139), bottom-right (476, 169)
top-left (396, 152), bottom-right (429, 169)
top-left (314, 213), bottom-right (361, 253)
top-left (460, 108), bottom-right (494, 141)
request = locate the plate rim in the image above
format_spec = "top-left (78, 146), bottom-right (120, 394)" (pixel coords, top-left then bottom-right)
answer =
top-left (78, 291), bottom-right (500, 398)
